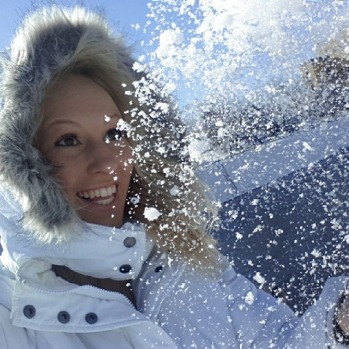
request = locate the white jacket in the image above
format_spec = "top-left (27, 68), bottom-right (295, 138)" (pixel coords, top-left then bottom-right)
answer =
top-left (0, 6), bottom-right (347, 349)
top-left (0, 190), bottom-right (348, 349)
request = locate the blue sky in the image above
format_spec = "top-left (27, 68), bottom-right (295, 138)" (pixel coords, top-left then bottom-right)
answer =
top-left (0, 1), bottom-right (150, 54)
top-left (1, 0), bottom-right (347, 108)
top-left (0, 0), bottom-right (194, 105)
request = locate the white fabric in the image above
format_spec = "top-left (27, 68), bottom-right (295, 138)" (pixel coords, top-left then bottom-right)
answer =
top-left (0, 189), bottom-right (151, 281)
top-left (0, 189), bottom-right (348, 348)
top-left (135, 248), bottom-right (349, 348)
top-left (0, 189), bottom-right (177, 349)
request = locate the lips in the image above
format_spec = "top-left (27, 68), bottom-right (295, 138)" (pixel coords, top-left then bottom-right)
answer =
top-left (77, 185), bottom-right (116, 206)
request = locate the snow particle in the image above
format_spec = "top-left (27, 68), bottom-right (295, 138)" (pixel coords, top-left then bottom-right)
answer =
top-left (143, 207), bottom-right (162, 221)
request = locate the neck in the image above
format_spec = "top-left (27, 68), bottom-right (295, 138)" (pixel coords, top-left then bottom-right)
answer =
top-left (52, 265), bottom-right (136, 306)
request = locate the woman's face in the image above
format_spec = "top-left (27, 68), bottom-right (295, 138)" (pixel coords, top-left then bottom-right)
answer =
top-left (36, 74), bottom-right (134, 228)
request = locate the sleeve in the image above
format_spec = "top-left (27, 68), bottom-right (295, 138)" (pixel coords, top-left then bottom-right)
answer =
top-left (156, 264), bottom-right (349, 348)
top-left (221, 267), bottom-right (349, 348)
top-left (275, 276), bottom-right (349, 348)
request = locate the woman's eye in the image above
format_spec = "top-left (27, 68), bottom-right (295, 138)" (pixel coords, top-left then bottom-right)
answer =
top-left (104, 128), bottom-right (124, 143)
top-left (54, 134), bottom-right (80, 147)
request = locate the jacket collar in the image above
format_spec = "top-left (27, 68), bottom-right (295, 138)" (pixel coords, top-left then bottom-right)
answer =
top-left (1, 221), bottom-right (153, 285)
top-left (0, 188), bottom-right (153, 283)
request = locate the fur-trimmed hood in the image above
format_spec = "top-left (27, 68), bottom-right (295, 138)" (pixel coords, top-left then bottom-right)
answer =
top-left (0, 6), bottom-right (137, 243)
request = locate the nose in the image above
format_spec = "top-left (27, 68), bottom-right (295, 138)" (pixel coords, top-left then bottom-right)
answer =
top-left (86, 142), bottom-right (123, 175)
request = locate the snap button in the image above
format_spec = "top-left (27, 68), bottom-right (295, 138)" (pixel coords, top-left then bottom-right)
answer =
top-left (23, 305), bottom-right (36, 319)
top-left (85, 312), bottom-right (98, 324)
top-left (123, 236), bottom-right (136, 248)
top-left (119, 264), bottom-right (132, 273)
top-left (57, 311), bottom-right (70, 324)
top-left (155, 266), bottom-right (163, 273)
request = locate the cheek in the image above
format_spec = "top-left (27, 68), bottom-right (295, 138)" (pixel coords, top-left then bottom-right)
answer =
top-left (121, 157), bottom-right (134, 189)
top-left (50, 162), bottom-right (79, 198)
top-left (120, 145), bottom-right (134, 174)
top-left (118, 149), bottom-right (134, 194)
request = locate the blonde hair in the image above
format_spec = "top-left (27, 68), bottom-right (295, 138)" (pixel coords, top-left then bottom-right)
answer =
top-left (38, 8), bottom-right (223, 274)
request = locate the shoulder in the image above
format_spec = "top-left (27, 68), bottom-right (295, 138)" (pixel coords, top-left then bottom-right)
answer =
top-left (133, 250), bottom-right (185, 313)
top-left (135, 254), bottom-right (240, 347)
top-left (135, 251), bottom-right (233, 317)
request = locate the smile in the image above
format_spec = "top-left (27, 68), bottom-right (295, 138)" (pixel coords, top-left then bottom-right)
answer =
top-left (77, 185), bottom-right (116, 206)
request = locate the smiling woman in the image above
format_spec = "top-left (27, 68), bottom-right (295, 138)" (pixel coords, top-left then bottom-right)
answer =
top-left (0, 4), bottom-right (349, 349)
top-left (36, 74), bottom-right (134, 228)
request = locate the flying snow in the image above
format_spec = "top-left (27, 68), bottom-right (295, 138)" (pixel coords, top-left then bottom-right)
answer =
top-left (143, 207), bottom-right (162, 221)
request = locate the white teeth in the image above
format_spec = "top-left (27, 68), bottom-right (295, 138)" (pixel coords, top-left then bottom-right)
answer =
top-left (100, 188), bottom-right (108, 197)
top-left (78, 185), bottom-right (116, 201)
top-left (95, 197), bottom-right (114, 205)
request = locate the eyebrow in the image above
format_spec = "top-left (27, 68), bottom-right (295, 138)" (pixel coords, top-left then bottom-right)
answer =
top-left (45, 119), bottom-right (80, 129)
top-left (45, 112), bottom-right (122, 128)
